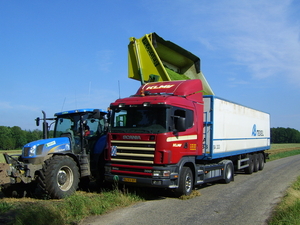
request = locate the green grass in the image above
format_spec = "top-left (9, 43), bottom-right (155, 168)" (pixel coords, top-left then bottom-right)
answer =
top-left (0, 201), bottom-right (13, 213)
top-left (266, 144), bottom-right (300, 224)
top-left (268, 176), bottom-right (300, 225)
top-left (267, 143), bottom-right (300, 162)
top-left (1, 188), bottom-right (144, 225)
top-left (268, 149), bottom-right (300, 161)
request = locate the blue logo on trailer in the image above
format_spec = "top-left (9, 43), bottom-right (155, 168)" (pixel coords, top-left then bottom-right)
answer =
top-left (252, 124), bottom-right (257, 136)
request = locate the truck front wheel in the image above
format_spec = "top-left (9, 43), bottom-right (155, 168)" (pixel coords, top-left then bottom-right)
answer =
top-left (38, 155), bottom-right (80, 199)
top-left (175, 167), bottom-right (193, 197)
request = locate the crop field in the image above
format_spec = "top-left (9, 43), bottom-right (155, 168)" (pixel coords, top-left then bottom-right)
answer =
top-left (268, 143), bottom-right (300, 154)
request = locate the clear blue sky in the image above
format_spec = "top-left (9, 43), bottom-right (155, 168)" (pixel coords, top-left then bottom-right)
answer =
top-left (1, 0), bottom-right (299, 131)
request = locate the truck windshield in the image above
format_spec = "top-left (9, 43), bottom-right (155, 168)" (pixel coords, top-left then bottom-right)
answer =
top-left (111, 107), bottom-right (167, 134)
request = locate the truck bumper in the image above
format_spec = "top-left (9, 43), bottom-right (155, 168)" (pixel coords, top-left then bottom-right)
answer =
top-left (104, 173), bottom-right (178, 189)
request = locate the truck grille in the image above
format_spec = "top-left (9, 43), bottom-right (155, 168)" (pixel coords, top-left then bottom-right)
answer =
top-left (111, 140), bottom-right (155, 164)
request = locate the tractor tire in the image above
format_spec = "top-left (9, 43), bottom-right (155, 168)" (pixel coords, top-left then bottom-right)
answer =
top-left (175, 167), bottom-right (193, 197)
top-left (37, 155), bottom-right (79, 199)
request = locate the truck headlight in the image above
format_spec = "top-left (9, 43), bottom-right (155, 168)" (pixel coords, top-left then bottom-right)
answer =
top-left (153, 170), bottom-right (170, 177)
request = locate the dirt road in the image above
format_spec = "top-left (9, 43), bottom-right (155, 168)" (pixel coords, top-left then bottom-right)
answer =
top-left (80, 155), bottom-right (300, 225)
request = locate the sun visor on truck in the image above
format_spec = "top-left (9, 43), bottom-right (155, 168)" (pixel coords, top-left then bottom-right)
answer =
top-left (128, 32), bottom-right (214, 95)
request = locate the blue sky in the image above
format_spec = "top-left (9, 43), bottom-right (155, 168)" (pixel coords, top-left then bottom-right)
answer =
top-left (0, 0), bottom-right (299, 131)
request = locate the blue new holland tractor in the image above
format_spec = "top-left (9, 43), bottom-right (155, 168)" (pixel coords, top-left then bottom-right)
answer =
top-left (0, 108), bottom-right (108, 199)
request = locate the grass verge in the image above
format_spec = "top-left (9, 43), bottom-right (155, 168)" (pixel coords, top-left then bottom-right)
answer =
top-left (0, 188), bottom-right (144, 225)
top-left (266, 144), bottom-right (300, 224)
top-left (267, 149), bottom-right (300, 162)
top-left (268, 176), bottom-right (300, 225)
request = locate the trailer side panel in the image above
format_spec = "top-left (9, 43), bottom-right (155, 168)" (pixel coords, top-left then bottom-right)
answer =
top-left (201, 96), bottom-right (270, 160)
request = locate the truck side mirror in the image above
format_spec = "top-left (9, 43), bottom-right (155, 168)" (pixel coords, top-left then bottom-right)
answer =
top-left (175, 117), bottom-right (186, 132)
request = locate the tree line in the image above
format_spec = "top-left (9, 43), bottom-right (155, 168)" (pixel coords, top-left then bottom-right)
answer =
top-left (270, 127), bottom-right (300, 143)
top-left (0, 126), bottom-right (42, 150)
top-left (0, 126), bottom-right (299, 150)
top-left (0, 126), bottom-right (55, 150)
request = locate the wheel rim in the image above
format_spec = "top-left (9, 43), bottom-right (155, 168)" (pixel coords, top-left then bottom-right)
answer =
top-left (57, 166), bottom-right (74, 191)
top-left (185, 173), bottom-right (192, 193)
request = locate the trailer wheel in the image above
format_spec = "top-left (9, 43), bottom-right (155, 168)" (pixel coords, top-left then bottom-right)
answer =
top-left (258, 153), bottom-right (264, 170)
top-left (223, 162), bottom-right (234, 183)
top-left (253, 154), bottom-right (259, 172)
top-left (38, 155), bottom-right (79, 199)
top-left (175, 167), bottom-right (193, 197)
top-left (244, 155), bottom-right (254, 174)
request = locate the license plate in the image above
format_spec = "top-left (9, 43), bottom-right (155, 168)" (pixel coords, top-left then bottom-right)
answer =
top-left (123, 177), bottom-right (137, 183)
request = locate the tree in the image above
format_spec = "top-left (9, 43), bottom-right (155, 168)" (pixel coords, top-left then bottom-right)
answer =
top-left (0, 126), bottom-right (15, 150)
top-left (271, 127), bottom-right (300, 143)
top-left (26, 129), bottom-right (43, 144)
top-left (11, 126), bottom-right (27, 149)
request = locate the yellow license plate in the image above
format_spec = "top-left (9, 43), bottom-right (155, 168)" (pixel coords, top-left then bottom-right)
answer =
top-left (123, 178), bottom-right (137, 183)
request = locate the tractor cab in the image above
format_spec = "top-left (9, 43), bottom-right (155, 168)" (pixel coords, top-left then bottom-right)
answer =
top-left (53, 109), bottom-right (108, 154)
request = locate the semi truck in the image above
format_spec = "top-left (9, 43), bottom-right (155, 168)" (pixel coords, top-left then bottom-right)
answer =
top-left (104, 33), bottom-right (270, 196)
top-left (0, 108), bottom-right (108, 199)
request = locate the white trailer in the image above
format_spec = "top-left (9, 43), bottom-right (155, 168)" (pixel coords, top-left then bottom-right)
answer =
top-left (201, 95), bottom-right (270, 161)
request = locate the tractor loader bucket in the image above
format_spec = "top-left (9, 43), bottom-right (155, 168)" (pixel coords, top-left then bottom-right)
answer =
top-left (128, 32), bottom-right (214, 95)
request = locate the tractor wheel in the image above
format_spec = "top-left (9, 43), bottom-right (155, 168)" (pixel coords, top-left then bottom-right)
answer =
top-left (37, 155), bottom-right (79, 199)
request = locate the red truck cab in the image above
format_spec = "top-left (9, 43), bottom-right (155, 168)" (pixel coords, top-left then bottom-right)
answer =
top-left (105, 80), bottom-right (206, 195)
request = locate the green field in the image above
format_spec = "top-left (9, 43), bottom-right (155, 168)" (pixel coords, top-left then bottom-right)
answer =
top-left (270, 143), bottom-right (300, 150)
top-left (0, 150), bottom-right (21, 163)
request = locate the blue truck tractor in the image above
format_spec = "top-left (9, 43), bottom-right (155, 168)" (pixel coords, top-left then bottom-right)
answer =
top-left (0, 108), bottom-right (108, 199)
